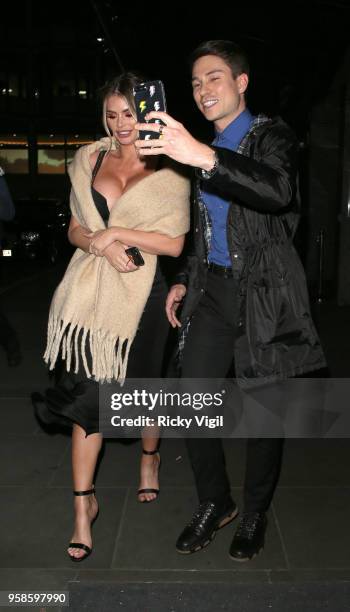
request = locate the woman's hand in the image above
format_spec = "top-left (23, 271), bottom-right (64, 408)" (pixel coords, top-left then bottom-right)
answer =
top-left (165, 283), bottom-right (187, 328)
top-left (103, 241), bottom-right (139, 273)
top-left (135, 111), bottom-right (215, 169)
top-left (85, 228), bottom-right (118, 257)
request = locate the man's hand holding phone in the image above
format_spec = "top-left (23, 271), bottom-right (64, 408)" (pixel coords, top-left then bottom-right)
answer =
top-left (135, 111), bottom-right (214, 169)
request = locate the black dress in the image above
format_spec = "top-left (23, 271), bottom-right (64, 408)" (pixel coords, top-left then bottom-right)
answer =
top-left (33, 156), bottom-right (170, 435)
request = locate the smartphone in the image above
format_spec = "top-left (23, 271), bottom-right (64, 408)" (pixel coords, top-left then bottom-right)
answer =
top-left (125, 246), bottom-right (145, 266)
top-left (133, 80), bottom-right (167, 141)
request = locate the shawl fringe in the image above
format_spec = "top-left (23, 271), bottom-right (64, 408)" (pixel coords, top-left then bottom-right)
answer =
top-left (44, 316), bottom-right (133, 384)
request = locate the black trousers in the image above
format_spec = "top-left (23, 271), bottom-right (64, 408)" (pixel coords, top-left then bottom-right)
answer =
top-left (181, 270), bottom-right (283, 513)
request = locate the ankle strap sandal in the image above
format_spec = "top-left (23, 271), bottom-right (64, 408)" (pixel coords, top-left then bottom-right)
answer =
top-left (73, 488), bottom-right (95, 496)
top-left (138, 449), bottom-right (161, 503)
top-left (68, 487), bottom-right (97, 563)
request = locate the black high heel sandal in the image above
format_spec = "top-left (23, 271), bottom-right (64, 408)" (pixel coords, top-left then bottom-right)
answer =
top-left (68, 487), bottom-right (98, 562)
top-left (138, 448), bottom-right (161, 503)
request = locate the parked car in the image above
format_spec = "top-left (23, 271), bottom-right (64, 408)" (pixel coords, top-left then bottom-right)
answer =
top-left (3, 198), bottom-right (72, 265)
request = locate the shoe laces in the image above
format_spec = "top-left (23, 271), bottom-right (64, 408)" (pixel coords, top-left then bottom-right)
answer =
top-left (188, 501), bottom-right (216, 534)
top-left (235, 512), bottom-right (263, 539)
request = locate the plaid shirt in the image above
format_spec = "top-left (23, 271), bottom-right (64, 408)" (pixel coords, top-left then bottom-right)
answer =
top-left (178, 114), bottom-right (270, 358)
top-left (197, 114), bottom-right (269, 260)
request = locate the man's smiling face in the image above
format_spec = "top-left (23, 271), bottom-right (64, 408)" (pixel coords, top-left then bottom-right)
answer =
top-left (192, 54), bottom-right (248, 132)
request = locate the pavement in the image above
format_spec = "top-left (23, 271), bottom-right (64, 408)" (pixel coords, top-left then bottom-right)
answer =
top-left (0, 259), bottom-right (350, 611)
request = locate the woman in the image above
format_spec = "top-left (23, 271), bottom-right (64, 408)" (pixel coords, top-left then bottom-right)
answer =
top-left (33, 72), bottom-right (189, 562)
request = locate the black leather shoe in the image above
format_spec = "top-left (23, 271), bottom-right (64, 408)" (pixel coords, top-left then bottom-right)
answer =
top-left (229, 512), bottom-right (267, 562)
top-left (176, 500), bottom-right (238, 554)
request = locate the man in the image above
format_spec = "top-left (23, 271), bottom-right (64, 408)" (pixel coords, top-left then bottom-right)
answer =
top-left (0, 167), bottom-right (21, 367)
top-left (135, 40), bottom-right (326, 561)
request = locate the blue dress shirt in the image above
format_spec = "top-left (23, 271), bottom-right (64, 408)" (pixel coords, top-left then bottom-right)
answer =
top-left (202, 109), bottom-right (254, 266)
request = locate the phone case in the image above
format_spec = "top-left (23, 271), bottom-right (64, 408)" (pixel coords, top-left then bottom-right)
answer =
top-left (133, 80), bottom-right (167, 140)
top-left (125, 246), bottom-right (145, 266)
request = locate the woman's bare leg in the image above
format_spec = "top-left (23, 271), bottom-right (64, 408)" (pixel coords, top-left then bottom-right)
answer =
top-left (138, 425), bottom-right (160, 502)
top-left (68, 425), bottom-right (103, 559)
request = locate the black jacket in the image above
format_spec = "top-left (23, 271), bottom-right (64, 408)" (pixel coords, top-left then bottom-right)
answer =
top-left (176, 115), bottom-right (326, 388)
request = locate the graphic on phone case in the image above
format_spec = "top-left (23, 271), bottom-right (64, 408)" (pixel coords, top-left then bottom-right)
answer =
top-left (133, 80), bottom-right (167, 140)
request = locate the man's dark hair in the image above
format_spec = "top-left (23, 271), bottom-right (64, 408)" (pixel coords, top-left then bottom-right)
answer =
top-left (189, 40), bottom-right (250, 79)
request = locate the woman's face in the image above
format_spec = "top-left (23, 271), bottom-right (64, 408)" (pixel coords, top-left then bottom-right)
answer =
top-left (105, 93), bottom-right (138, 146)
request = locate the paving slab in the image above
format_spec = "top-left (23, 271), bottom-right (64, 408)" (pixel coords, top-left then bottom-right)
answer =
top-left (0, 434), bottom-right (69, 486)
top-left (273, 486), bottom-right (350, 569)
top-left (0, 486), bottom-right (128, 569)
top-left (279, 439), bottom-right (350, 487)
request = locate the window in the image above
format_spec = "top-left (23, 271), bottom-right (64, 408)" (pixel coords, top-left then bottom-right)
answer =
top-left (0, 71), bottom-right (25, 97)
top-left (0, 135), bottom-right (29, 173)
top-left (54, 59), bottom-right (75, 97)
top-left (37, 134), bottom-right (94, 173)
top-left (37, 149), bottom-right (66, 174)
top-left (0, 149), bottom-right (29, 173)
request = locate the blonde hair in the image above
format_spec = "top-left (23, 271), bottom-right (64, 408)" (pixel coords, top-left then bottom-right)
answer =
top-left (100, 72), bottom-right (145, 146)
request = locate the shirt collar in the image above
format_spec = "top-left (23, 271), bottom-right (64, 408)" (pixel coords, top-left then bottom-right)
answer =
top-left (214, 108), bottom-right (254, 150)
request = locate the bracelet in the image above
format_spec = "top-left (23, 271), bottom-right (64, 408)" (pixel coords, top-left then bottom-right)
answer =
top-left (198, 150), bottom-right (219, 180)
top-left (88, 241), bottom-right (94, 254)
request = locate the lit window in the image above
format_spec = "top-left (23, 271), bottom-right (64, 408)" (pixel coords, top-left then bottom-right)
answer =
top-left (0, 150), bottom-right (28, 174)
top-left (38, 149), bottom-right (65, 174)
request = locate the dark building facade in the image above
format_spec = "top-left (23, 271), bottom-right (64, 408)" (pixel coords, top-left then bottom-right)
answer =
top-left (1, 0), bottom-right (350, 300)
top-left (0, 2), bottom-right (121, 200)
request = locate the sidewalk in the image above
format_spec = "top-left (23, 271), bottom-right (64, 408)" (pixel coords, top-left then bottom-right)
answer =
top-left (0, 264), bottom-right (350, 610)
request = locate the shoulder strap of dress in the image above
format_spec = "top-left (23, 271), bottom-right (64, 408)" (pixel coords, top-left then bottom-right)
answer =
top-left (91, 150), bottom-right (107, 185)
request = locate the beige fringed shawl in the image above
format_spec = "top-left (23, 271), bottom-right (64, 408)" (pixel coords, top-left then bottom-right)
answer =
top-left (44, 138), bottom-right (190, 383)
